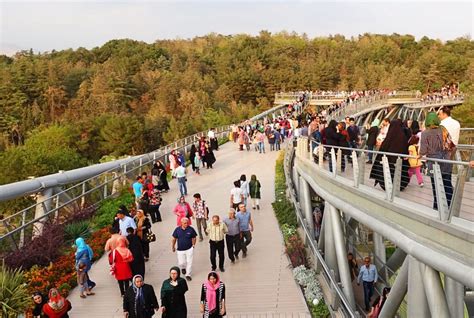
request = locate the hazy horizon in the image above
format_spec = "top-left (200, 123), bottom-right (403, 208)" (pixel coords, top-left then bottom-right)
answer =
top-left (1, 1), bottom-right (473, 55)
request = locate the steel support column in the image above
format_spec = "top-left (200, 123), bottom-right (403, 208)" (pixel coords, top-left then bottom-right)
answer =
top-left (420, 263), bottom-right (450, 318)
top-left (323, 204), bottom-right (338, 280)
top-left (384, 248), bottom-right (407, 279)
top-left (407, 256), bottom-right (429, 318)
top-left (329, 204), bottom-right (356, 309)
top-left (33, 187), bottom-right (54, 237)
top-left (373, 232), bottom-right (387, 283)
top-left (379, 258), bottom-right (408, 318)
top-left (300, 178), bottom-right (314, 239)
top-left (444, 276), bottom-right (464, 318)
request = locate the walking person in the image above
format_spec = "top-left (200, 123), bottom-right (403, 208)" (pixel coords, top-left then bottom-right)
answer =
top-left (204, 143), bottom-right (216, 169)
top-left (194, 153), bottom-right (202, 175)
top-left (230, 180), bottom-right (244, 210)
top-left (132, 176), bottom-right (144, 209)
top-left (366, 119), bottom-right (379, 164)
top-left (206, 215), bottom-right (228, 272)
top-left (109, 236), bottom-right (134, 297)
top-left (190, 144), bottom-right (198, 172)
top-left (172, 218), bottom-right (197, 281)
top-left (74, 237), bottom-right (96, 291)
top-left (223, 209), bottom-right (240, 263)
top-left (77, 261), bottom-right (94, 299)
top-left (407, 135), bottom-right (424, 187)
top-left (173, 164), bottom-right (187, 196)
top-left (236, 204), bottom-right (254, 258)
top-left (249, 174), bottom-right (261, 210)
top-left (192, 193), bottom-right (209, 241)
top-left (147, 187), bottom-right (162, 223)
top-left (160, 266), bottom-right (189, 318)
top-left (123, 275), bottom-right (159, 318)
top-left (126, 227), bottom-right (145, 278)
top-left (134, 209), bottom-right (151, 261)
top-left (174, 196), bottom-right (193, 226)
top-left (200, 272), bottom-right (226, 318)
top-left (156, 160), bottom-right (170, 192)
top-left (357, 256), bottom-right (378, 312)
top-left (239, 174), bottom-right (249, 207)
top-left (367, 287), bottom-right (391, 318)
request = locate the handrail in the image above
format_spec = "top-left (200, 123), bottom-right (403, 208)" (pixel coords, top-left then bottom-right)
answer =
top-left (283, 142), bottom-right (358, 317)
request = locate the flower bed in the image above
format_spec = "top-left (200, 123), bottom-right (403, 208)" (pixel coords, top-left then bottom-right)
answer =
top-left (273, 151), bottom-right (329, 317)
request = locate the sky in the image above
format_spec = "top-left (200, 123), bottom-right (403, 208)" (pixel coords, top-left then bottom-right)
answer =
top-left (0, 1), bottom-right (473, 55)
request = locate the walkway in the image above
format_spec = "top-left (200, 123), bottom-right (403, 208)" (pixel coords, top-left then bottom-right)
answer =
top-left (68, 140), bottom-right (310, 317)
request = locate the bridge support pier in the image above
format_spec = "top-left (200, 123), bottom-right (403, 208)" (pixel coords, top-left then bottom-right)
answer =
top-left (300, 178), bottom-right (314, 240)
top-left (323, 204), bottom-right (338, 280)
top-left (420, 262), bottom-right (450, 317)
top-left (379, 258), bottom-right (408, 318)
top-left (329, 204), bottom-right (356, 309)
top-left (33, 187), bottom-right (54, 237)
top-left (373, 232), bottom-right (387, 285)
top-left (384, 248), bottom-right (407, 279)
top-left (408, 256), bottom-right (430, 318)
top-left (444, 276), bottom-right (464, 318)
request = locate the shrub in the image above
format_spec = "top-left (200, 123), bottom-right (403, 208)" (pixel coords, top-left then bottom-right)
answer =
top-left (0, 262), bottom-right (30, 316)
top-left (293, 265), bottom-right (329, 317)
top-left (64, 205), bottom-right (96, 224)
top-left (285, 234), bottom-right (309, 268)
top-left (91, 191), bottom-right (134, 229)
top-left (64, 220), bottom-right (91, 244)
top-left (4, 222), bottom-right (65, 270)
top-left (272, 151), bottom-right (297, 227)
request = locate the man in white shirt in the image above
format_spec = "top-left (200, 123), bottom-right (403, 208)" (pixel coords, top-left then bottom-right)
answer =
top-left (230, 180), bottom-right (244, 210)
top-left (116, 210), bottom-right (136, 236)
top-left (438, 107), bottom-right (460, 146)
top-left (173, 165), bottom-right (187, 196)
top-left (208, 128), bottom-right (218, 151)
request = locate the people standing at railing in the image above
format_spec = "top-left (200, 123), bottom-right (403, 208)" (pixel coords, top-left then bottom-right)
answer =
top-left (338, 122), bottom-right (351, 171)
top-left (419, 112), bottom-right (454, 211)
top-left (375, 118), bottom-right (390, 147)
top-left (208, 128), bottom-right (219, 151)
top-left (366, 119), bottom-right (380, 164)
top-left (324, 120), bottom-right (345, 173)
top-left (370, 119), bottom-right (410, 191)
top-left (438, 106), bottom-right (460, 149)
top-left (155, 160), bottom-right (170, 192)
top-left (347, 118), bottom-right (361, 149)
top-left (133, 176), bottom-right (144, 209)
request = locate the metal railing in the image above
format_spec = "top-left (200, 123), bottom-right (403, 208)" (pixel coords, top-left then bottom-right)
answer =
top-left (283, 142), bottom-right (359, 317)
top-left (301, 136), bottom-right (473, 224)
top-left (0, 104), bottom-right (289, 250)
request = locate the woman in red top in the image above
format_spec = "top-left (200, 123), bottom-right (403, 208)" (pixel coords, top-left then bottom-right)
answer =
top-left (173, 195), bottom-right (193, 226)
top-left (42, 288), bottom-right (72, 318)
top-left (109, 236), bottom-right (134, 296)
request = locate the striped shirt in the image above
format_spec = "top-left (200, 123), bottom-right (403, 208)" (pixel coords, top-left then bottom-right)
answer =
top-left (206, 222), bottom-right (228, 241)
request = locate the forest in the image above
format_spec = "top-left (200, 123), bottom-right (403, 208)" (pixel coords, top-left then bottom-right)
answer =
top-left (0, 32), bottom-right (473, 185)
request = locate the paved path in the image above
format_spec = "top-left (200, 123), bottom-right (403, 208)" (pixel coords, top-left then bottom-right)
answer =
top-left (68, 140), bottom-right (310, 317)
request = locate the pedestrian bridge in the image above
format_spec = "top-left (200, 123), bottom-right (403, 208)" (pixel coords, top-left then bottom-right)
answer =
top-left (0, 96), bottom-right (472, 317)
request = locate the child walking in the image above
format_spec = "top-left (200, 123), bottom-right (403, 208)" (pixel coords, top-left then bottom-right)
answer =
top-left (77, 261), bottom-right (95, 298)
top-left (407, 136), bottom-right (424, 187)
top-left (194, 153), bottom-right (202, 175)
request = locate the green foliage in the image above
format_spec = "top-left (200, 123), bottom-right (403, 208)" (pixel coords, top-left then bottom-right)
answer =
top-left (91, 191), bottom-right (134, 229)
top-left (308, 299), bottom-right (330, 318)
top-left (0, 262), bottom-right (30, 316)
top-left (64, 220), bottom-right (92, 244)
top-left (273, 151), bottom-right (298, 227)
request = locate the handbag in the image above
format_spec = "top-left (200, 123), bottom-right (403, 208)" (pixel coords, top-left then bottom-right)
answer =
top-left (146, 230), bottom-right (156, 243)
top-left (109, 250), bottom-right (116, 276)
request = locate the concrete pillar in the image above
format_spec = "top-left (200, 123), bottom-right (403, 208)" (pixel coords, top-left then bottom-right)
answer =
top-left (33, 187), bottom-right (54, 237)
top-left (323, 204), bottom-right (338, 281)
top-left (379, 259), bottom-right (408, 318)
top-left (300, 178), bottom-right (314, 238)
top-left (329, 204), bottom-right (356, 309)
top-left (407, 256), bottom-right (430, 318)
top-left (373, 232), bottom-right (387, 284)
top-left (385, 248), bottom-right (407, 279)
top-left (420, 263), bottom-right (450, 318)
top-left (444, 276), bottom-right (464, 318)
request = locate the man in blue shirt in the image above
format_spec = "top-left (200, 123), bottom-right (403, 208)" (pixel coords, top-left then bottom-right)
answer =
top-left (236, 204), bottom-right (254, 258)
top-left (171, 218), bottom-right (197, 281)
top-left (132, 176), bottom-right (144, 209)
top-left (357, 256), bottom-right (378, 311)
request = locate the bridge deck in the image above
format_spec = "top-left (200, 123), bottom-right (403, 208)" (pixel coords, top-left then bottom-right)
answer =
top-left (68, 141), bottom-right (310, 317)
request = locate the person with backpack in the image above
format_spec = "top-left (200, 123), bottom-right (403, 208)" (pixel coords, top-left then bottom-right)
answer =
top-left (191, 193), bottom-right (209, 242)
top-left (407, 135), bottom-right (424, 187)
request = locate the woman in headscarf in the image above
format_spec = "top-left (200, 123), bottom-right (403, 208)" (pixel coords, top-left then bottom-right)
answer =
top-left (204, 142), bottom-right (216, 169)
top-left (420, 112), bottom-right (453, 210)
top-left (32, 291), bottom-right (48, 318)
top-left (366, 118), bottom-right (380, 164)
top-left (189, 144), bottom-right (198, 172)
top-left (155, 161), bottom-right (170, 192)
top-left (239, 174), bottom-right (250, 206)
top-left (123, 275), bottom-right (159, 318)
top-left (169, 150), bottom-right (179, 175)
top-left (41, 288), bottom-right (72, 318)
top-left (74, 237), bottom-right (96, 290)
top-left (324, 120), bottom-right (345, 173)
top-left (249, 174), bottom-right (261, 210)
top-left (126, 226), bottom-right (145, 278)
top-left (109, 236), bottom-right (134, 296)
top-left (173, 196), bottom-right (193, 226)
top-left (200, 272), bottom-right (226, 318)
top-left (160, 266), bottom-right (188, 318)
top-left (370, 119), bottom-right (410, 191)
top-left (134, 209), bottom-right (151, 262)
